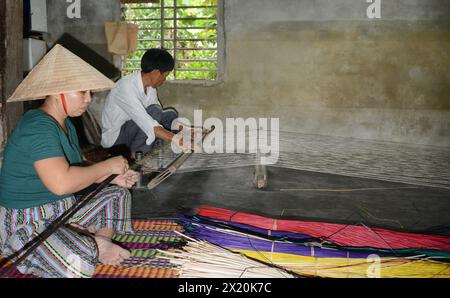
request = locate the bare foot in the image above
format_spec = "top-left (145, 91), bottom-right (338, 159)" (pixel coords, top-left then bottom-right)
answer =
top-left (94, 236), bottom-right (131, 266)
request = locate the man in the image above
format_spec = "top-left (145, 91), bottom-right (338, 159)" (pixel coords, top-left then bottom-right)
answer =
top-left (101, 48), bottom-right (198, 157)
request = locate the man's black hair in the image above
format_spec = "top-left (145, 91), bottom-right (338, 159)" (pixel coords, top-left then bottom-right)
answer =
top-left (141, 48), bottom-right (175, 74)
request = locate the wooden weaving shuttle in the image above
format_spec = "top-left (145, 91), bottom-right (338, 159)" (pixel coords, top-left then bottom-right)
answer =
top-left (147, 125), bottom-right (215, 190)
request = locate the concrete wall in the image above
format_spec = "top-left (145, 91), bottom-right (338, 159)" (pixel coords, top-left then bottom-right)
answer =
top-left (157, 0), bottom-right (450, 147)
top-left (45, 0), bottom-right (121, 63)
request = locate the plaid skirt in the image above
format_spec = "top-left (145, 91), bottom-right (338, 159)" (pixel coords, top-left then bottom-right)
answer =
top-left (0, 186), bottom-right (133, 278)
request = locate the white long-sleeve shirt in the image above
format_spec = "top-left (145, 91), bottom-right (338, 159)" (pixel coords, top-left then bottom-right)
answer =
top-left (101, 72), bottom-right (162, 148)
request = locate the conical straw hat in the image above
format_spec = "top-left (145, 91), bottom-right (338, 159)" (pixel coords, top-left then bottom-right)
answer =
top-left (8, 44), bottom-right (115, 102)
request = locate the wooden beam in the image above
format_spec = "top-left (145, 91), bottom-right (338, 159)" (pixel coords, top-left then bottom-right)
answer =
top-left (0, 0), bottom-right (23, 139)
top-left (254, 152), bottom-right (268, 189)
top-left (121, 0), bottom-right (160, 3)
top-left (0, 0), bottom-right (6, 150)
top-left (0, 74), bottom-right (3, 154)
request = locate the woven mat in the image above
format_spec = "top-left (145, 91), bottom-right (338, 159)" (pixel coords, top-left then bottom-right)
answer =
top-left (1, 219), bottom-right (184, 278)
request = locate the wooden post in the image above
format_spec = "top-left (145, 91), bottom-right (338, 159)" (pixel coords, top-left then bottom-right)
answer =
top-left (254, 151), bottom-right (268, 189)
top-left (0, 0), bottom-right (24, 143)
top-left (0, 2), bottom-right (5, 153)
top-left (0, 75), bottom-right (4, 156)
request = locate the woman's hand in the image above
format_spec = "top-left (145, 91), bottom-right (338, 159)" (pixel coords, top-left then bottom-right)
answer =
top-left (111, 170), bottom-right (139, 188)
top-left (105, 156), bottom-right (129, 175)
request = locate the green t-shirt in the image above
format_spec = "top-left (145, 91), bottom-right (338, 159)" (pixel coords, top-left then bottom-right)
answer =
top-left (0, 109), bottom-right (82, 209)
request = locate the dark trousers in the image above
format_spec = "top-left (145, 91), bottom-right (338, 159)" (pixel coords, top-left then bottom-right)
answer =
top-left (113, 104), bottom-right (178, 155)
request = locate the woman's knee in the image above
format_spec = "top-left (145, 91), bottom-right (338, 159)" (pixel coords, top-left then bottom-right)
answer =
top-left (106, 186), bottom-right (131, 204)
top-left (33, 231), bottom-right (99, 278)
top-left (99, 187), bottom-right (132, 221)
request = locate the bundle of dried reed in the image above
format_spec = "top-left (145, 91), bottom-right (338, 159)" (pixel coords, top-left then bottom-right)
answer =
top-left (158, 232), bottom-right (295, 278)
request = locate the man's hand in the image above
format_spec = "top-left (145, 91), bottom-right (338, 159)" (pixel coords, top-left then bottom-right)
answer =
top-left (111, 170), bottom-right (139, 188)
top-left (182, 126), bottom-right (206, 140)
top-left (172, 133), bottom-right (202, 153)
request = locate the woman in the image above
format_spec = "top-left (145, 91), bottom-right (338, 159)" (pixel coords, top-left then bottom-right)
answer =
top-left (0, 45), bottom-right (139, 278)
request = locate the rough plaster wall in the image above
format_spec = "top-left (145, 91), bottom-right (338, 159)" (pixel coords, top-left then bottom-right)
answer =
top-left (156, 0), bottom-right (450, 147)
top-left (44, 0), bottom-right (121, 131)
top-left (45, 0), bottom-right (121, 63)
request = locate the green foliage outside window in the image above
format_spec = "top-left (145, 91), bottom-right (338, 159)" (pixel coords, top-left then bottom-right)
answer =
top-left (122, 0), bottom-right (218, 81)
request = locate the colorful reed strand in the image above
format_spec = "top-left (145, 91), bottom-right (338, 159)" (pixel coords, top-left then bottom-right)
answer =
top-left (197, 206), bottom-right (450, 251)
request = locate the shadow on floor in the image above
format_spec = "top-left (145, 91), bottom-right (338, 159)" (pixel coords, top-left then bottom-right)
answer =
top-left (131, 166), bottom-right (450, 234)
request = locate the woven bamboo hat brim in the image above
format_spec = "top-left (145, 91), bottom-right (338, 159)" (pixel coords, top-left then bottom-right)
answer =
top-left (8, 44), bottom-right (115, 102)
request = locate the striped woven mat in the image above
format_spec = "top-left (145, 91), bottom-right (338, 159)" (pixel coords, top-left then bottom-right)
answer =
top-left (1, 219), bottom-right (184, 278)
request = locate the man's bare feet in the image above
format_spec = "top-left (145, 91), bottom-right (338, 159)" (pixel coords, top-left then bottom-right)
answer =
top-left (94, 236), bottom-right (131, 266)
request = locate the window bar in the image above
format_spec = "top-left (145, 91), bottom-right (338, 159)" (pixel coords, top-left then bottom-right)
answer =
top-left (130, 17), bottom-right (216, 21)
top-left (176, 69), bottom-right (218, 72)
top-left (127, 5), bottom-right (217, 10)
top-left (138, 38), bottom-right (216, 42)
top-left (160, 0), bottom-right (165, 51)
top-left (176, 59), bottom-right (217, 62)
top-left (134, 47), bottom-right (218, 51)
top-left (139, 26), bottom-right (217, 30)
top-left (129, 59), bottom-right (216, 64)
top-left (120, 4), bottom-right (125, 76)
top-left (173, 0), bottom-right (178, 79)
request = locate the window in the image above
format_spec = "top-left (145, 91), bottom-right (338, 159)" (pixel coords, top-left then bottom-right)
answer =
top-left (121, 0), bottom-right (221, 82)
